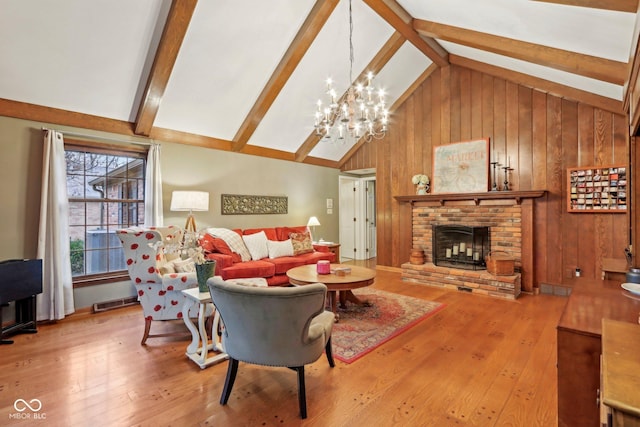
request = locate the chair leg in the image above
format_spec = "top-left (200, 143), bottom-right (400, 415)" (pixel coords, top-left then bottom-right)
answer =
top-left (141, 318), bottom-right (152, 346)
top-left (325, 337), bottom-right (335, 367)
top-left (294, 366), bottom-right (307, 419)
top-left (220, 358), bottom-right (239, 405)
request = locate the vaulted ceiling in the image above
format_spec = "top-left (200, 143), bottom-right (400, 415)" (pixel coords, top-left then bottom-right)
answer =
top-left (0, 0), bottom-right (637, 168)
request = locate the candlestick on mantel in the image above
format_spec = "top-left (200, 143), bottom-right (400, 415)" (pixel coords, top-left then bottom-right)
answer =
top-left (446, 248), bottom-right (452, 258)
top-left (452, 245), bottom-right (459, 256)
top-left (466, 248), bottom-right (473, 257)
top-left (460, 242), bottom-right (466, 252)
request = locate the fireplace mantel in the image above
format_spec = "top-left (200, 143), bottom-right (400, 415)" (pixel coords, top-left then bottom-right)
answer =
top-left (394, 190), bottom-right (546, 206)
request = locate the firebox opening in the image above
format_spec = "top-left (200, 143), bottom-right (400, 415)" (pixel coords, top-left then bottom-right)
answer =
top-left (432, 224), bottom-right (490, 270)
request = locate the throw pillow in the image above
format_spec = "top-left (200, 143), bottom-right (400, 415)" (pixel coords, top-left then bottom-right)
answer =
top-left (207, 227), bottom-right (252, 262)
top-left (165, 252), bottom-right (181, 262)
top-left (267, 239), bottom-right (294, 259)
top-left (210, 236), bottom-right (242, 263)
top-left (173, 258), bottom-right (196, 273)
top-left (199, 233), bottom-right (216, 253)
top-left (158, 260), bottom-right (176, 275)
top-left (277, 226), bottom-right (307, 241)
top-left (242, 230), bottom-right (269, 260)
top-left (290, 231), bottom-right (314, 256)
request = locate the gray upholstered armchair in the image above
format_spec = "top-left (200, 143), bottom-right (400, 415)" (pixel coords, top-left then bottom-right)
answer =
top-left (208, 277), bottom-right (335, 419)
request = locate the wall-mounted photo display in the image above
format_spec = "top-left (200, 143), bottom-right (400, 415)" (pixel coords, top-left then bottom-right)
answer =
top-left (567, 165), bottom-right (627, 213)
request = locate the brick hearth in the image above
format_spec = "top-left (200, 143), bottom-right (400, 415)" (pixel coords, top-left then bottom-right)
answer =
top-left (402, 262), bottom-right (521, 300)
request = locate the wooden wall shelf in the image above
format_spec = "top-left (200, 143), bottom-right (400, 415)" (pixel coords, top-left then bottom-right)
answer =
top-left (394, 190), bottom-right (546, 205)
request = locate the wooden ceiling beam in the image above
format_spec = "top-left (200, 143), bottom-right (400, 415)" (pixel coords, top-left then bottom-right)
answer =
top-left (451, 54), bottom-right (624, 115)
top-left (134, 0), bottom-right (198, 136)
top-left (231, 0), bottom-right (340, 152)
top-left (363, 0), bottom-right (448, 67)
top-left (0, 98), bottom-right (136, 136)
top-left (531, 0), bottom-right (638, 13)
top-left (413, 19), bottom-right (628, 86)
top-left (295, 31), bottom-right (406, 162)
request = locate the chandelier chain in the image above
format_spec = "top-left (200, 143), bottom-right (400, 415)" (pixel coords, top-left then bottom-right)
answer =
top-left (349, 0), bottom-right (354, 84)
top-left (313, 0), bottom-right (389, 144)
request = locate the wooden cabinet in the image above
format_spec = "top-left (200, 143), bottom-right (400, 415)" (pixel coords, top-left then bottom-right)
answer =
top-left (557, 279), bottom-right (640, 427)
top-left (601, 319), bottom-right (640, 427)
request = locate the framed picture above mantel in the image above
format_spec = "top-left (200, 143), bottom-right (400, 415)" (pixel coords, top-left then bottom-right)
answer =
top-left (567, 165), bottom-right (626, 213)
top-left (432, 138), bottom-right (490, 194)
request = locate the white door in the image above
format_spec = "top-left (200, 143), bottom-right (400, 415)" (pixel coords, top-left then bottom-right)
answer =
top-left (365, 179), bottom-right (377, 258)
top-left (339, 177), bottom-right (357, 261)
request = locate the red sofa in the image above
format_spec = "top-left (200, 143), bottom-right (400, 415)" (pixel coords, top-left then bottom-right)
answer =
top-left (201, 226), bottom-right (335, 286)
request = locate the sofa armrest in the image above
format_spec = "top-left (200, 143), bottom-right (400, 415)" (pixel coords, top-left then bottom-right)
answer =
top-left (205, 253), bottom-right (234, 275)
top-left (313, 244), bottom-right (330, 253)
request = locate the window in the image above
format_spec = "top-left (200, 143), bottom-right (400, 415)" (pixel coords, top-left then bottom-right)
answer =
top-left (65, 142), bottom-right (147, 286)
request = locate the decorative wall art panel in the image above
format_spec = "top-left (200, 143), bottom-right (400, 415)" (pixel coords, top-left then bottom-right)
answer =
top-left (221, 194), bottom-right (288, 215)
top-left (567, 165), bottom-right (627, 212)
top-left (432, 138), bottom-right (490, 194)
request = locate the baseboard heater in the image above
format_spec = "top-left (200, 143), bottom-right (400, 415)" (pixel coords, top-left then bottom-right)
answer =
top-left (92, 296), bottom-right (139, 313)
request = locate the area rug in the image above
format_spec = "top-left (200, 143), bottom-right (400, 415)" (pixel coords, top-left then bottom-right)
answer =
top-left (331, 288), bottom-right (445, 364)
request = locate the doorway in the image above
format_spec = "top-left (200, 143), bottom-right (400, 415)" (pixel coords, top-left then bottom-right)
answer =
top-left (339, 174), bottom-right (376, 261)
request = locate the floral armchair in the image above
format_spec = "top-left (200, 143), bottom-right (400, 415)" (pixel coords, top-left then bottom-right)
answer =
top-left (117, 226), bottom-right (206, 345)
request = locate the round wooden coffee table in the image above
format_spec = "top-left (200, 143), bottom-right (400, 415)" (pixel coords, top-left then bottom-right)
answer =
top-left (286, 264), bottom-right (376, 321)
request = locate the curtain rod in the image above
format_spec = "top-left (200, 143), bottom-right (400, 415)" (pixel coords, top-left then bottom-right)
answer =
top-left (41, 127), bottom-right (153, 147)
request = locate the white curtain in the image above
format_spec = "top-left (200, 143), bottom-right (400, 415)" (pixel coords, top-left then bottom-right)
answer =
top-left (37, 130), bottom-right (75, 321)
top-left (144, 143), bottom-right (163, 226)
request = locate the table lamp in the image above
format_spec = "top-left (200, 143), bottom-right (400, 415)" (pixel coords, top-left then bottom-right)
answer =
top-left (307, 216), bottom-right (320, 242)
top-left (170, 191), bottom-right (209, 232)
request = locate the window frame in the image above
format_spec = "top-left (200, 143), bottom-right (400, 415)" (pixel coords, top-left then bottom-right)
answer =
top-left (65, 139), bottom-right (148, 288)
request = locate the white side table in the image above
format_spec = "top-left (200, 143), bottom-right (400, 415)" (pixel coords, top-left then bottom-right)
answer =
top-left (181, 288), bottom-right (227, 369)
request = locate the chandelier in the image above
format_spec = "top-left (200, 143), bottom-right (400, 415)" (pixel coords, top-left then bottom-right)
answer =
top-left (314, 0), bottom-right (389, 143)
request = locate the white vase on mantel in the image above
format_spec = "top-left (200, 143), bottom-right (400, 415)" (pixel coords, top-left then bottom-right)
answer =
top-left (416, 184), bottom-right (429, 195)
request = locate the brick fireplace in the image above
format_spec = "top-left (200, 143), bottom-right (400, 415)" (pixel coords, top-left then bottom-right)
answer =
top-left (395, 191), bottom-right (545, 299)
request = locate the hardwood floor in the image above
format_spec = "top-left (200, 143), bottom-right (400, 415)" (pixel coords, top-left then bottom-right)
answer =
top-left (0, 262), bottom-right (567, 426)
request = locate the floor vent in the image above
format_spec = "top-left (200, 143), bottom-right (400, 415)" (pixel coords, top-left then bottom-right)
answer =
top-left (539, 283), bottom-right (572, 297)
top-left (92, 296), bottom-right (139, 313)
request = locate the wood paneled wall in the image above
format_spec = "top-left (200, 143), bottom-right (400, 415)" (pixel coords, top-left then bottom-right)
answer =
top-left (342, 64), bottom-right (629, 287)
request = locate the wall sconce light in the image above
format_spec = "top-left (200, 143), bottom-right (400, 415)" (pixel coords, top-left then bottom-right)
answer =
top-left (307, 216), bottom-right (321, 242)
top-left (170, 191), bottom-right (209, 232)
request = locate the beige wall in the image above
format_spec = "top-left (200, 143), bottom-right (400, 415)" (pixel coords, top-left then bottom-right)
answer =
top-left (0, 116), bottom-right (340, 312)
top-left (160, 142), bottom-right (340, 235)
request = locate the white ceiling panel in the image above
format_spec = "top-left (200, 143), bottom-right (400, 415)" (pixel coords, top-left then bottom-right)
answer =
top-left (398, 0), bottom-right (636, 62)
top-left (0, 0), bottom-right (166, 121)
top-left (310, 42), bottom-right (433, 161)
top-left (0, 0), bottom-right (636, 163)
top-left (440, 41), bottom-right (624, 100)
top-left (154, 0), bottom-right (317, 140)
top-left (249, 0), bottom-right (394, 155)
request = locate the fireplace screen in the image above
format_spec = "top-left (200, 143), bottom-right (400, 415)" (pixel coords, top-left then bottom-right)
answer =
top-left (432, 225), bottom-right (489, 270)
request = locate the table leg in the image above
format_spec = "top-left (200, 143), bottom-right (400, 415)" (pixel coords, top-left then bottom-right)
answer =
top-left (196, 302), bottom-right (209, 364)
top-left (340, 290), bottom-right (371, 308)
top-left (211, 309), bottom-right (224, 353)
top-left (182, 299), bottom-right (200, 354)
